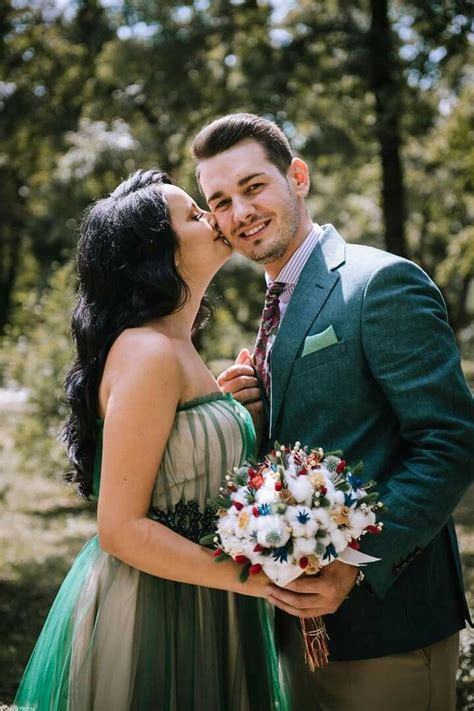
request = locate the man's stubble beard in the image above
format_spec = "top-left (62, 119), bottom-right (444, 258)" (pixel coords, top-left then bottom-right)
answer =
top-left (237, 192), bottom-right (301, 265)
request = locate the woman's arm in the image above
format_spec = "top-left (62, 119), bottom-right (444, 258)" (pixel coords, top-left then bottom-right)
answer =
top-left (97, 329), bottom-right (268, 599)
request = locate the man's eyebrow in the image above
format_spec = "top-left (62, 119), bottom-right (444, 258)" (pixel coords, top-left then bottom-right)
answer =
top-left (207, 172), bottom-right (267, 204)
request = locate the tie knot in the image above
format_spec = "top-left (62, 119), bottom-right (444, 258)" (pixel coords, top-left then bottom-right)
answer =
top-left (265, 281), bottom-right (285, 303)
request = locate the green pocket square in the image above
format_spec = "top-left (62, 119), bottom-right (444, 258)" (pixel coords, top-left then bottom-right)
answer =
top-left (302, 325), bottom-right (339, 357)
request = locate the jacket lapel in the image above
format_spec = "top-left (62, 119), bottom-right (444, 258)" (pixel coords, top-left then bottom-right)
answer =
top-left (270, 225), bottom-right (346, 437)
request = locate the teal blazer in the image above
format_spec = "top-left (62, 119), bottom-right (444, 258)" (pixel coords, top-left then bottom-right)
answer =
top-left (266, 224), bottom-right (474, 661)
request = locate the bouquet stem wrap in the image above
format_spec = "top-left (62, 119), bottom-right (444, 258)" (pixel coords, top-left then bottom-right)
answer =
top-left (301, 616), bottom-right (330, 670)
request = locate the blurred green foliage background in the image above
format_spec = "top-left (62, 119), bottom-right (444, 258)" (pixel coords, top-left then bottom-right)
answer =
top-left (0, 0), bottom-right (473, 706)
top-left (2, 0), bottom-right (474, 471)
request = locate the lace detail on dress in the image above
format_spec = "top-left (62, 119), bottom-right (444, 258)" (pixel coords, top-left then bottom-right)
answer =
top-left (148, 499), bottom-right (218, 544)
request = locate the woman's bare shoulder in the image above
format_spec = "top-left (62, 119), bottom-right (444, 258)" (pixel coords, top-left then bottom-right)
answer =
top-left (101, 327), bottom-right (182, 404)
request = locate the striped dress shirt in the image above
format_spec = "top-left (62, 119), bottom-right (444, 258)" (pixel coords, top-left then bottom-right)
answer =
top-left (265, 223), bottom-right (322, 393)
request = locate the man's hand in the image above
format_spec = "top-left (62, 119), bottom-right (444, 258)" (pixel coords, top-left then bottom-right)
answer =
top-left (217, 349), bottom-right (260, 404)
top-left (217, 349), bottom-right (266, 442)
top-left (266, 561), bottom-right (358, 618)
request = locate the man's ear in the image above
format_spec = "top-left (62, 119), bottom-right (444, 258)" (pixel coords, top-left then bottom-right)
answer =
top-left (287, 157), bottom-right (310, 197)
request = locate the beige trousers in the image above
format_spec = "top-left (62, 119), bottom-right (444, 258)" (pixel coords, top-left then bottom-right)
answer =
top-left (279, 625), bottom-right (460, 711)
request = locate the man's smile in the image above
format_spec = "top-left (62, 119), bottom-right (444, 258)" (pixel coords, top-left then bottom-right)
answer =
top-left (238, 219), bottom-right (271, 240)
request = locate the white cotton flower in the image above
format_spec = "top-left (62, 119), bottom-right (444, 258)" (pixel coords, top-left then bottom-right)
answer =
top-left (365, 510), bottom-right (377, 526)
top-left (217, 512), bottom-right (238, 536)
top-left (255, 487), bottom-right (278, 505)
top-left (286, 475), bottom-right (313, 505)
top-left (333, 490), bottom-right (345, 506)
top-left (330, 528), bottom-right (350, 553)
top-left (287, 506), bottom-right (318, 537)
top-left (313, 508), bottom-right (331, 529)
top-left (256, 515), bottom-right (291, 548)
top-left (293, 536), bottom-right (318, 557)
top-left (348, 509), bottom-right (370, 532)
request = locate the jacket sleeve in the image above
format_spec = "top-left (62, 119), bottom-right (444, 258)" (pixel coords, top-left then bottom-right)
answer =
top-left (358, 258), bottom-right (474, 599)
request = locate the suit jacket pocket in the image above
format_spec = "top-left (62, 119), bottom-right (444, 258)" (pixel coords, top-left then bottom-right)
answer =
top-left (292, 340), bottom-right (348, 376)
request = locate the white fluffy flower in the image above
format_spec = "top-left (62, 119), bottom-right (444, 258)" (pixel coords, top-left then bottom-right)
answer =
top-left (347, 509), bottom-right (370, 538)
top-left (313, 508), bottom-right (331, 529)
top-left (293, 535), bottom-right (318, 557)
top-left (287, 505), bottom-right (319, 537)
top-left (286, 475), bottom-right (313, 505)
top-left (217, 511), bottom-right (238, 536)
top-left (330, 527), bottom-right (350, 553)
top-left (256, 515), bottom-right (291, 548)
top-left (255, 487), bottom-right (278, 505)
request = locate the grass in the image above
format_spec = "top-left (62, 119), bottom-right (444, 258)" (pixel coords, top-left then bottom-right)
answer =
top-left (0, 404), bottom-right (473, 708)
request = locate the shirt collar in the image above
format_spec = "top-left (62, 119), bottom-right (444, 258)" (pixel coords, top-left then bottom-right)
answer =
top-left (266, 223), bottom-right (321, 288)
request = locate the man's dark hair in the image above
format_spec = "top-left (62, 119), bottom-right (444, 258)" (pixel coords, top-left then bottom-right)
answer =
top-left (192, 112), bottom-right (293, 174)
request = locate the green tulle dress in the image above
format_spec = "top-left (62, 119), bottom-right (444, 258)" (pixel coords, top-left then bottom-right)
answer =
top-left (14, 392), bottom-right (288, 711)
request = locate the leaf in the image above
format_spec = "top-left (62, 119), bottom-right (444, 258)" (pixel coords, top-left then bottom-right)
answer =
top-left (351, 461), bottom-right (364, 476)
top-left (207, 495), bottom-right (232, 510)
top-left (215, 552), bottom-right (230, 563)
top-left (239, 562), bottom-right (251, 583)
top-left (199, 533), bottom-right (217, 547)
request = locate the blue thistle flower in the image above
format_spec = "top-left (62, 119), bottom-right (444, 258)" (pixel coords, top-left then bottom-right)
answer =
top-left (297, 510), bottom-right (311, 524)
top-left (344, 493), bottom-right (357, 507)
top-left (323, 543), bottom-right (338, 561)
top-left (258, 503), bottom-right (271, 516)
top-left (272, 547), bottom-right (289, 563)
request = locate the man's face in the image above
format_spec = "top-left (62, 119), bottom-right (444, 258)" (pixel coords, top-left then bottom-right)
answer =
top-left (198, 139), bottom-right (309, 270)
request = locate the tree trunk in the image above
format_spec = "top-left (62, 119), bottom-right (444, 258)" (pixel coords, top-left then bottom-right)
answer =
top-left (368, 0), bottom-right (407, 257)
top-left (0, 230), bottom-right (21, 333)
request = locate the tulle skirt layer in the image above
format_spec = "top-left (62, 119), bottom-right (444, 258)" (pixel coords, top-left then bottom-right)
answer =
top-left (14, 536), bottom-right (287, 711)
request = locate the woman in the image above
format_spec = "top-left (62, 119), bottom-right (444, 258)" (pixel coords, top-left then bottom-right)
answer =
top-left (14, 170), bottom-right (286, 710)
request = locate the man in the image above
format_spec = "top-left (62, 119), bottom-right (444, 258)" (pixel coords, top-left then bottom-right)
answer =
top-left (192, 113), bottom-right (473, 710)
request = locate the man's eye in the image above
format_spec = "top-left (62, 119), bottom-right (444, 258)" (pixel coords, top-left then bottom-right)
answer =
top-left (215, 199), bottom-right (229, 210)
top-left (248, 183), bottom-right (263, 192)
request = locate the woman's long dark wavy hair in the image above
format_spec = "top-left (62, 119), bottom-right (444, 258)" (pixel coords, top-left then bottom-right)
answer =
top-left (62, 169), bottom-right (211, 499)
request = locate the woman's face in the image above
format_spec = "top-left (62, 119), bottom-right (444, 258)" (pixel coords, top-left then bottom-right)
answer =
top-left (160, 184), bottom-right (232, 284)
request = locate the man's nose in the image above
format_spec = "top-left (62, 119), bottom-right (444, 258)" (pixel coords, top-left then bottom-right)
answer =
top-left (232, 196), bottom-right (255, 224)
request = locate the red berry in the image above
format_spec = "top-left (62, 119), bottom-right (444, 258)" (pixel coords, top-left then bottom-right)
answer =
top-left (252, 506), bottom-right (260, 517)
top-left (234, 554), bottom-right (249, 564)
top-left (213, 548), bottom-right (223, 557)
top-left (233, 501), bottom-right (244, 511)
top-left (275, 481), bottom-right (283, 491)
top-left (253, 543), bottom-right (264, 552)
top-left (336, 459), bottom-right (347, 474)
top-left (367, 525), bottom-right (381, 535)
top-left (298, 468), bottom-right (307, 476)
top-left (320, 486), bottom-right (327, 496)
top-left (299, 557), bottom-right (308, 569)
top-left (348, 539), bottom-right (360, 550)
top-left (249, 563), bottom-right (262, 575)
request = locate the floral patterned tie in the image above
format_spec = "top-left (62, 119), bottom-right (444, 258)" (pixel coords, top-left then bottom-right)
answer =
top-left (253, 281), bottom-right (285, 397)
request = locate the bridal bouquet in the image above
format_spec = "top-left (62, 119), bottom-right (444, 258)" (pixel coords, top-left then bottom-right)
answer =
top-left (201, 443), bottom-right (384, 669)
